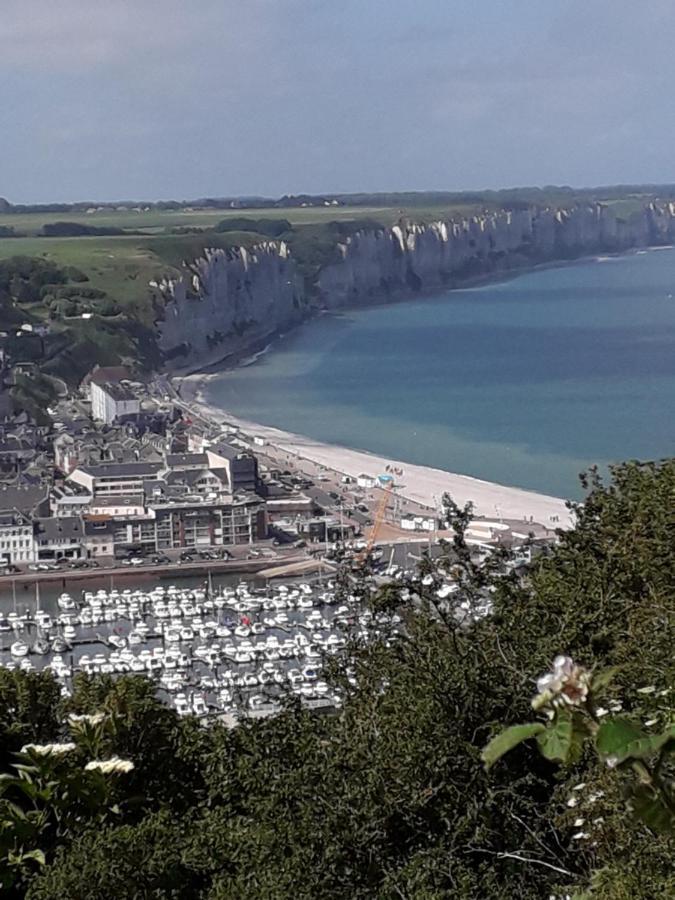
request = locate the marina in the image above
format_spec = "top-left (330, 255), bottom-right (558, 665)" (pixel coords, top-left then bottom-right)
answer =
top-left (0, 572), bottom-right (405, 722)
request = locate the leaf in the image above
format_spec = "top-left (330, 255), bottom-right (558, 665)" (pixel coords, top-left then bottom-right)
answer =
top-left (591, 666), bottom-right (620, 693)
top-left (18, 849), bottom-right (46, 867)
top-left (596, 717), bottom-right (644, 762)
top-left (537, 714), bottom-right (574, 763)
top-left (597, 718), bottom-right (675, 765)
top-left (629, 784), bottom-right (675, 835)
top-left (482, 723), bottom-right (545, 769)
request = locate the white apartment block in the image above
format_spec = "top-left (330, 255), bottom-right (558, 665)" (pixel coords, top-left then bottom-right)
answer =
top-left (0, 511), bottom-right (36, 565)
top-left (91, 381), bottom-right (140, 425)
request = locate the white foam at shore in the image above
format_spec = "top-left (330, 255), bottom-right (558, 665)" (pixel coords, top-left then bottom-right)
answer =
top-left (176, 376), bottom-right (575, 530)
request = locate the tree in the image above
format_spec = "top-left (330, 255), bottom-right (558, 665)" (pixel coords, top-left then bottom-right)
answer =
top-left (9, 459), bottom-right (675, 898)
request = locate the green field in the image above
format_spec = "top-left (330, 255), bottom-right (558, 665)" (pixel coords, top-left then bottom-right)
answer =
top-left (0, 203), bottom-right (474, 237)
top-left (0, 203), bottom-right (484, 323)
top-left (0, 191), bottom-right (658, 389)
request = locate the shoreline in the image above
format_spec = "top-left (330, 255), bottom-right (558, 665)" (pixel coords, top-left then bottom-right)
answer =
top-left (174, 376), bottom-right (575, 530)
top-left (167, 243), bottom-right (673, 378)
top-left (168, 244), bottom-right (674, 529)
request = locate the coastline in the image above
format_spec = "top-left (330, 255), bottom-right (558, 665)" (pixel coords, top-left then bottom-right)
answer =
top-left (174, 374), bottom-right (575, 530)
top-left (168, 244), bottom-right (673, 379)
top-left (168, 244), bottom-right (674, 529)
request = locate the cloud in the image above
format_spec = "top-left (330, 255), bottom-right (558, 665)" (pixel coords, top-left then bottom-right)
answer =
top-left (3, 0), bottom-right (675, 201)
top-left (0, 0), bottom-right (284, 73)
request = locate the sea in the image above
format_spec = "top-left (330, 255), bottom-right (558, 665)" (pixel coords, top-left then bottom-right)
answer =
top-left (205, 248), bottom-right (675, 500)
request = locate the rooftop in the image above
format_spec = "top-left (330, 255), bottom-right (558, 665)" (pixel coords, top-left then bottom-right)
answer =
top-left (0, 483), bottom-right (49, 514)
top-left (165, 453), bottom-right (209, 467)
top-left (77, 462), bottom-right (163, 478)
top-left (35, 517), bottom-right (84, 542)
top-left (97, 382), bottom-right (137, 402)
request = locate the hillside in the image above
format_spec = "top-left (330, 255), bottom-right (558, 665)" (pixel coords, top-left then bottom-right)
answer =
top-left (1, 460), bottom-right (673, 898)
top-left (0, 188), bottom-right (674, 384)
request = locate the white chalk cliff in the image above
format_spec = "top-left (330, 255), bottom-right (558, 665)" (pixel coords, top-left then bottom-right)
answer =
top-left (154, 202), bottom-right (675, 369)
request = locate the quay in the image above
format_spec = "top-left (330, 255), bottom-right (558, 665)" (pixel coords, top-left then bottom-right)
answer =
top-left (0, 553), bottom-right (308, 589)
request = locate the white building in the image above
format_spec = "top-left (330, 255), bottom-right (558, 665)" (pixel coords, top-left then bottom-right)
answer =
top-left (91, 381), bottom-right (140, 425)
top-left (400, 515), bottom-right (437, 532)
top-left (0, 510), bottom-right (36, 565)
top-left (357, 473), bottom-right (377, 489)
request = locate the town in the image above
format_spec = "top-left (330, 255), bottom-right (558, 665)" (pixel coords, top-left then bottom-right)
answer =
top-left (0, 361), bottom-right (551, 582)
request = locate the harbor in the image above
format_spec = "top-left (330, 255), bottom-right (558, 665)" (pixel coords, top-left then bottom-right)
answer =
top-left (0, 569), bottom-right (404, 723)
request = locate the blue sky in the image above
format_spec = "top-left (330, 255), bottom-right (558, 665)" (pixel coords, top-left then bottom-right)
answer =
top-left (2, 0), bottom-right (674, 202)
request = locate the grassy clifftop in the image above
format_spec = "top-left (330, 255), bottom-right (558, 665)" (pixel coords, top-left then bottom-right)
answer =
top-left (0, 189), bottom-right (662, 385)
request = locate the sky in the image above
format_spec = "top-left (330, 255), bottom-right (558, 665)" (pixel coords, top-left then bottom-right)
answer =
top-left (2, 0), bottom-right (675, 203)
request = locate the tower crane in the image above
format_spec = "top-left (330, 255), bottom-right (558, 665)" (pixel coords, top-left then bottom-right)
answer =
top-left (357, 474), bottom-right (394, 563)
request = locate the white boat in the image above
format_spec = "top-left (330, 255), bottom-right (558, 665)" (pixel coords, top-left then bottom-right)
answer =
top-left (57, 593), bottom-right (76, 611)
top-left (51, 635), bottom-right (69, 653)
top-left (10, 640), bottom-right (29, 658)
top-left (8, 612), bottom-right (24, 630)
top-left (32, 636), bottom-right (51, 655)
top-left (192, 695), bottom-right (208, 716)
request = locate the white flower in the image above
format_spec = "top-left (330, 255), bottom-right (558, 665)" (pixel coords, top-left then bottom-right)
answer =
top-left (68, 712), bottom-right (105, 726)
top-left (593, 817), bottom-right (605, 825)
top-left (572, 783), bottom-right (587, 791)
top-left (572, 831), bottom-right (590, 840)
top-left (637, 685), bottom-right (656, 695)
top-left (573, 817), bottom-right (585, 827)
top-left (644, 718), bottom-right (658, 727)
top-left (595, 707), bottom-right (609, 717)
top-left (605, 756), bottom-right (619, 769)
top-left (566, 796), bottom-right (579, 807)
top-left (85, 756), bottom-right (134, 775)
top-left (532, 655), bottom-right (591, 710)
top-left (587, 791), bottom-right (604, 804)
top-left (20, 742), bottom-right (76, 756)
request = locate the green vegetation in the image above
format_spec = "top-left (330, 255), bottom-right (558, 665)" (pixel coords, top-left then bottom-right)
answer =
top-left (0, 185), bottom-right (670, 386)
top-left (9, 373), bottom-right (59, 424)
top-left (0, 461), bottom-right (672, 898)
top-left (213, 216), bottom-right (292, 237)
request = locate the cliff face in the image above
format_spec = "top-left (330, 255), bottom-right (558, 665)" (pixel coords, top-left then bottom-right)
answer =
top-left (154, 242), bottom-right (304, 370)
top-left (155, 203), bottom-right (675, 370)
top-left (317, 202), bottom-right (675, 306)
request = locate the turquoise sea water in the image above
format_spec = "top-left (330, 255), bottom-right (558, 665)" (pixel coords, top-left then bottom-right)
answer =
top-left (205, 249), bottom-right (675, 499)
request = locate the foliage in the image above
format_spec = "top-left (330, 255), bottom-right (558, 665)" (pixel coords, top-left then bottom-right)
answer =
top-left (41, 222), bottom-right (126, 237)
top-left (213, 216), bottom-right (292, 237)
top-left (0, 711), bottom-right (136, 894)
top-left (483, 659), bottom-right (675, 835)
top-left (9, 374), bottom-right (59, 425)
top-left (0, 460), bottom-right (672, 898)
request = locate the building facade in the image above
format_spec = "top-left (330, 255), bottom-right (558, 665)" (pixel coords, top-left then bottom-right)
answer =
top-left (0, 510), bottom-right (36, 565)
top-left (91, 382), bottom-right (140, 425)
